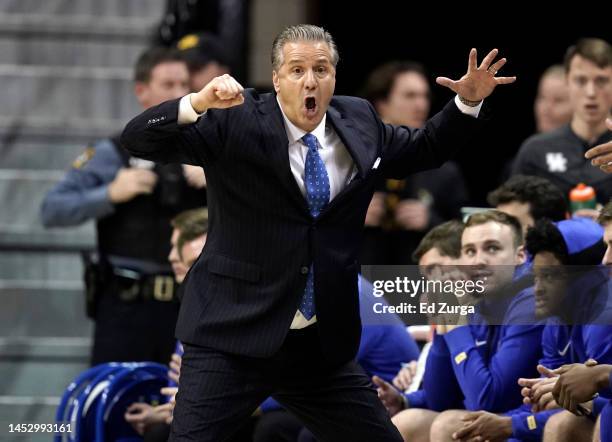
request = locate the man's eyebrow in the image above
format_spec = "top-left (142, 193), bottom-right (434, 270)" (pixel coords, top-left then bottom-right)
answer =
top-left (482, 239), bottom-right (501, 245)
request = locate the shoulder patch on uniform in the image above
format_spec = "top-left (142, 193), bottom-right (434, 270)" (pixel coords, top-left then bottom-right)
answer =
top-left (72, 147), bottom-right (95, 169)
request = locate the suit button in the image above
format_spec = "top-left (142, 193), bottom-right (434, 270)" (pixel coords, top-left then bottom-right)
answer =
top-left (300, 266), bottom-right (309, 275)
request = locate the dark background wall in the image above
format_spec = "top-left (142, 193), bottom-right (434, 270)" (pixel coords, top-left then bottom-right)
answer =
top-left (311, 3), bottom-right (611, 204)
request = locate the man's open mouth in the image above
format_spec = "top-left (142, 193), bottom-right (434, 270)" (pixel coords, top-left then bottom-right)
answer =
top-left (304, 97), bottom-right (317, 116)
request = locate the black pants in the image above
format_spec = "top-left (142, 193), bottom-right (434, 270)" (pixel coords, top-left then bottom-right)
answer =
top-left (169, 325), bottom-right (402, 442)
top-left (142, 419), bottom-right (257, 442)
top-left (253, 410), bottom-right (317, 442)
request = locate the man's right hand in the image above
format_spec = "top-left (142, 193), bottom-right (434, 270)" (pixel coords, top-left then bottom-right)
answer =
top-left (518, 364), bottom-right (572, 412)
top-left (168, 352), bottom-right (182, 384)
top-left (124, 403), bottom-right (156, 435)
top-left (108, 168), bottom-right (158, 203)
top-left (190, 74), bottom-right (245, 113)
top-left (394, 199), bottom-right (430, 231)
top-left (585, 118), bottom-right (612, 172)
top-left (372, 375), bottom-right (405, 417)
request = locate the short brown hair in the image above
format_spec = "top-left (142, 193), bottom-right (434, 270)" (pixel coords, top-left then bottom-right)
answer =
top-left (464, 210), bottom-right (523, 248)
top-left (362, 61), bottom-right (429, 107)
top-left (134, 46), bottom-right (185, 83)
top-left (412, 220), bottom-right (464, 263)
top-left (597, 201), bottom-right (612, 226)
top-left (487, 175), bottom-right (567, 222)
top-left (564, 38), bottom-right (612, 72)
top-left (171, 208), bottom-right (209, 255)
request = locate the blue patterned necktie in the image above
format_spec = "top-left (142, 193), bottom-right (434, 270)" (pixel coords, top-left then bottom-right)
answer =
top-left (299, 133), bottom-right (330, 320)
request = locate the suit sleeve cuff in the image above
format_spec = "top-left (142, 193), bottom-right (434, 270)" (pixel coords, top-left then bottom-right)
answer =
top-left (454, 95), bottom-right (482, 118)
top-left (178, 94), bottom-right (205, 124)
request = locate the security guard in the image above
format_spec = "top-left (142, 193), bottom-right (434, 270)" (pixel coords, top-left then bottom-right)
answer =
top-left (41, 47), bottom-right (205, 365)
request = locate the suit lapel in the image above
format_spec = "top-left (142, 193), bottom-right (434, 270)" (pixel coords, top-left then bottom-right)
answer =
top-left (256, 95), bottom-right (310, 215)
top-left (318, 105), bottom-right (374, 217)
top-left (326, 106), bottom-right (373, 180)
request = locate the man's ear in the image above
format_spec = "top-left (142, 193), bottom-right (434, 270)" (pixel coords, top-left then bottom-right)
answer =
top-left (134, 82), bottom-right (149, 107)
top-left (272, 71), bottom-right (280, 94)
top-left (515, 245), bottom-right (527, 265)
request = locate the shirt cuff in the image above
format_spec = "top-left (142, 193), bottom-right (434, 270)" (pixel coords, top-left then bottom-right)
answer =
top-left (178, 94), bottom-right (204, 125)
top-left (510, 412), bottom-right (537, 438)
top-left (454, 95), bottom-right (482, 118)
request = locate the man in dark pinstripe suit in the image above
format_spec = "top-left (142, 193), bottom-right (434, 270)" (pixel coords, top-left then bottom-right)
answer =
top-left (121, 24), bottom-right (515, 442)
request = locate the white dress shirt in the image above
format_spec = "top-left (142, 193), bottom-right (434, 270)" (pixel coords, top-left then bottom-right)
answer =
top-left (178, 93), bottom-right (481, 329)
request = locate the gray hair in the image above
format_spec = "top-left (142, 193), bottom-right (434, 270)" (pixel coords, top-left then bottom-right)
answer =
top-left (271, 24), bottom-right (339, 71)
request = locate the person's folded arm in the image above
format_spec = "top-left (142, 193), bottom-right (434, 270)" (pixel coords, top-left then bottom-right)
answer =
top-left (421, 333), bottom-right (465, 411)
top-left (40, 139), bottom-right (119, 227)
top-left (584, 326), bottom-right (612, 398)
top-left (444, 324), bottom-right (543, 412)
top-left (508, 408), bottom-right (563, 441)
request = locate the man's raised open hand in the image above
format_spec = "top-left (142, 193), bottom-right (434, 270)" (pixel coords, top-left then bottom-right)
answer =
top-left (436, 48), bottom-right (516, 104)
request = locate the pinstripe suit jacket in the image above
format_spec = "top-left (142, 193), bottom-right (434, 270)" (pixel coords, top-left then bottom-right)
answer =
top-left (121, 89), bottom-right (484, 365)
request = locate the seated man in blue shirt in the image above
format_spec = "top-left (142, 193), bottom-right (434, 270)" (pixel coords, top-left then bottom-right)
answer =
top-left (451, 217), bottom-right (610, 442)
top-left (537, 205), bottom-right (612, 442)
top-left (488, 174), bottom-right (568, 238)
top-left (376, 211), bottom-right (543, 442)
top-left (125, 209), bottom-right (208, 440)
top-left (551, 362), bottom-right (612, 442)
top-left (373, 220), bottom-right (465, 441)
